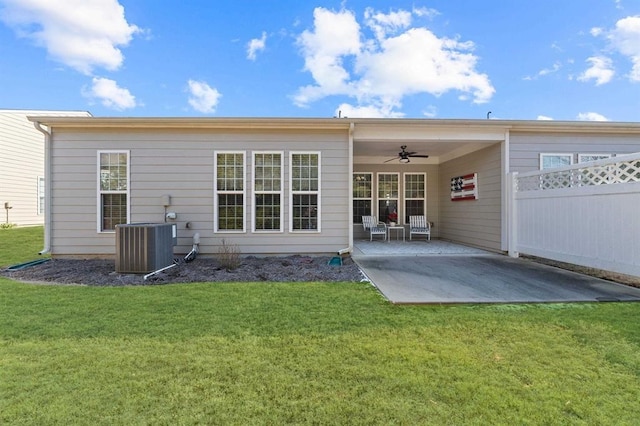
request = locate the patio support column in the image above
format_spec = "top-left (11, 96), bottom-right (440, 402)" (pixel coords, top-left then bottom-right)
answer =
top-left (348, 122), bottom-right (354, 252)
top-left (507, 171), bottom-right (519, 258)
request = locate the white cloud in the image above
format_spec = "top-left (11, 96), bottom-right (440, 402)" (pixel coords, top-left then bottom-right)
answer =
top-left (537, 115), bottom-right (554, 120)
top-left (577, 112), bottom-right (609, 121)
top-left (593, 15), bottom-right (640, 82)
top-left (364, 7), bottom-right (412, 40)
top-left (608, 15), bottom-right (640, 81)
top-left (335, 102), bottom-right (405, 118)
top-left (0, 0), bottom-right (140, 75)
top-left (422, 105), bottom-right (438, 118)
top-left (578, 56), bottom-right (615, 85)
top-left (294, 7), bottom-right (494, 117)
top-left (187, 80), bottom-right (222, 114)
top-left (83, 77), bottom-right (137, 110)
top-left (247, 31), bottom-right (267, 61)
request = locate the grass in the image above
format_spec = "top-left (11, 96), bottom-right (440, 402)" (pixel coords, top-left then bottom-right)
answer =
top-left (1, 227), bottom-right (639, 424)
top-left (0, 225), bottom-right (47, 267)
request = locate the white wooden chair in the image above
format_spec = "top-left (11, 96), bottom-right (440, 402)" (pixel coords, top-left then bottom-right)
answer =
top-left (409, 215), bottom-right (431, 241)
top-left (362, 216), bottom-right (387, 241)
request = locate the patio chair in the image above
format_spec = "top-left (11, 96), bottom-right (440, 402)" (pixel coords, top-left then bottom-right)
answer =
top-left (362, 215), bottom-right (387, 241)
top-left (409, 215), bottom-right (431, 241)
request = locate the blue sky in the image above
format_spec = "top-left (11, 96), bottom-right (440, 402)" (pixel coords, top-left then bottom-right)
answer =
top-left (1, 0), bottom-right (639, 121)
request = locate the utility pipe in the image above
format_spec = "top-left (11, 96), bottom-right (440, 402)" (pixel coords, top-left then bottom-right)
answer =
top-left (33, 121), bottom-right (52, 255)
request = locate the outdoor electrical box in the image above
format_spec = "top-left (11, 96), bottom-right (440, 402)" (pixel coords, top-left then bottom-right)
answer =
top-left (115, 223), bottom-right (177, 274)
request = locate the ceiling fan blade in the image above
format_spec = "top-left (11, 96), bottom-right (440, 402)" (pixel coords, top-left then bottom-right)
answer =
top-left (384, 157), bottom-right (400, 163)
top-left (408, 154), bottom-right (430, 158)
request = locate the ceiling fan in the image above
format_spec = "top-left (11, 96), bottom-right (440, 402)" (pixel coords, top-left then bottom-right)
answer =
top-left (384, 145), bottom-right (429, 163)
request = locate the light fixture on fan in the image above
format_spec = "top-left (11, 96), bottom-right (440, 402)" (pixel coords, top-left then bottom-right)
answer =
top-left (385, 145), bottom-right (429, 164)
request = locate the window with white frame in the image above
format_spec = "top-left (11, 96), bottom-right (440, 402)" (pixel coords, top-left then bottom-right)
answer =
top-left (37, 176), bottom-right (45, 215)
top-left (404, 173), bottom-right (426, 223)
top-left (353, 172), bottom-right (372, 224)
top-left (578, 153), bottom-right (612, 163)
top-left (98, 151), bottom-right (129, 232)
top-left (253, 152), bottom-right (283, 232)
top-left (540, 153), bottom-right (573, 170)
top-left (377, 173), bottom-right (399, 224)
top-left (215, 152), bottom-right (245, 232)
top-left (290, 152), bottom-right (320, 231)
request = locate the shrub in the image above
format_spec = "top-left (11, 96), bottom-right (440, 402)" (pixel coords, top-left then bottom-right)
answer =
top-left (217, 239), bottom-right (241, 270)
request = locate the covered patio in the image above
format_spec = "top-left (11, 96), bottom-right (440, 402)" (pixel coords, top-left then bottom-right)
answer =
top-left (351, 240), bottom-right (640, 304)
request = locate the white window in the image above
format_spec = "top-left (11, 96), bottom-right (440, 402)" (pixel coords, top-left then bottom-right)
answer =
top-left (404, 173), bottom-right (426, 223)
top-left (290, 152), bottom-right (320, 232)
top-left (37, 176), bottom-right (45, 215)
top-left (353, 172), bottom-right (372, 224)
top-left (215, 151), bottom-right (246, 232)
top-left (540, 153), bottom-right (573, 170)
top-left (578, 153), bottom-right (612, 163)
top-left (97, 151), bottom-right (129, 232)
top-left (377, 173), bottom-right (399, 224)
top-left (253, 152), bottom-right (283, 232)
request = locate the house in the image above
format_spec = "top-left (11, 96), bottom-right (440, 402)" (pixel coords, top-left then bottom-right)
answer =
top-left (26, 116), bottom-right (640, 258)
top-left (0, 109), bottom-right (91, 227)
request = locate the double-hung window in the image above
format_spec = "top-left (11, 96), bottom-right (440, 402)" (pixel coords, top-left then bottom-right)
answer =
top-left (404, 173), bottom-right (426, 223)
top-left (215, 152), bottom-right (245, 232)
top-left (290, 152), bottom-right (320, 232)
top-left (353, 173), bottom-right (372, 224)
top-left (37, 176), bottom-right (45, 215)
top-left (377, 173), bottom-right (399, 224)
top-left (253, 152), bottom-right (283, 232)
top-left (98, 151), bottom-right (129, 232)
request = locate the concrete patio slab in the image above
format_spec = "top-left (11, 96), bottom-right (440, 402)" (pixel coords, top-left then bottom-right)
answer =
top-left (354, 254), bottom-right (640, 304)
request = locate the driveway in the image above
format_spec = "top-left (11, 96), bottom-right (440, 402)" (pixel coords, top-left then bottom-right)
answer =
top-left (354, 254), bottom-right (640, 304)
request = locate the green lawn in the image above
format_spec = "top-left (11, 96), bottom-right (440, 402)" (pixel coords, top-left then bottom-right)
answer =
top-left (0, 226), bottom-right (47, 267)
top-left (1, 227), bottom-right (639, 424)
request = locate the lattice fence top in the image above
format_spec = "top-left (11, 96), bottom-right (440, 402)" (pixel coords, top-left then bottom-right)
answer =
top-left (517, 154), bottom-right (640, 192)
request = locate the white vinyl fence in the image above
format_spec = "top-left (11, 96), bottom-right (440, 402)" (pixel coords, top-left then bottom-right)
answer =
top-left (509, 153), bottom-right (640, 277)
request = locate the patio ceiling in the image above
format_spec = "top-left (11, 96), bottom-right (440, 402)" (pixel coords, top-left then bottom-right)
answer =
top-left (352, 123), bottom-right (506, 165)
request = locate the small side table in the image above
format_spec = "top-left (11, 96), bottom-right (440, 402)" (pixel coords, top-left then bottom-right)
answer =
top-left (387, 226), bottom-right (405, 242)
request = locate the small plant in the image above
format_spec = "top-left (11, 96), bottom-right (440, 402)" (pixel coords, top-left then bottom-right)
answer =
top-left (0, 223), bottom-right (16, 229)
top-left (217, 238), bottom-right (241, 270)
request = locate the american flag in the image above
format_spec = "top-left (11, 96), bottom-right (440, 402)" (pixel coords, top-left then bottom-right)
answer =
top-left (450, 173), bottom-right (478, 201)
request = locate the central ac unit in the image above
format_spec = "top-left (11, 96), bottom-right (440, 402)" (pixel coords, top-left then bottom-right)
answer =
top-left (115, 223), bottom-right (177, 274)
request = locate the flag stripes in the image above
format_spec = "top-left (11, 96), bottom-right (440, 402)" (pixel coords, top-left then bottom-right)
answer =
top-left (450, 173), bottom-right (478, 201)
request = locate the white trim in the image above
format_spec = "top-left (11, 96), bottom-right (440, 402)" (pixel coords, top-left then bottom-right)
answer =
top-left (539, 153), bottom-right (574, 170)
top-left (252, 151), bottom-right (284, 233)
top-left (289, 151), bottom-right (321, 233)
top-left (96, 150), bottom-right (130, 233)
top-left (214, 151), bottom-right (246, 233)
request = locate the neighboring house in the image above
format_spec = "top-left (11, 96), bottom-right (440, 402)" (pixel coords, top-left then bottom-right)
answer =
top-left (26, 116), bottom-right (640, 258)
top-left (0, 109), bottom-right (91, 227)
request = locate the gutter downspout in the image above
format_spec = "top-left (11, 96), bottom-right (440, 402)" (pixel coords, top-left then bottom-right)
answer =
top-left (33, 121), bottom-right (52, 255)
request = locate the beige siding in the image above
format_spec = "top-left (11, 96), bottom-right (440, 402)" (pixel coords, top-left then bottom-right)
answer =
top-left (510, 132), bottom-right (640, 173)
top-left (50, 129), bottom-right (350, 257)
top-left (0, 110), bottom-right (89, 227)
top-left (438, 143), bottom-right (502, 251)
top-left (0, 111), bottom-right (45, 226)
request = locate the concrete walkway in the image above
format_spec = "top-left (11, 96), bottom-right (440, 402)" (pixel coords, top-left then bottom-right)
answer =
top-left (352, 241), bottom-right (640, 304)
